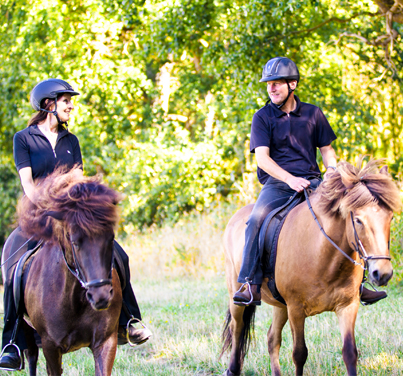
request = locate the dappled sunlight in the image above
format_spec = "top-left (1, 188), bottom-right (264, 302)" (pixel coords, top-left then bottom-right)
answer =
top-left (361, 352), bottom-right (403, 371)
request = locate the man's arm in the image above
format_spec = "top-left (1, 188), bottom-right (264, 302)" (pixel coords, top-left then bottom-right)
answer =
top-left (319, 144), bottom-right (338, 180)
top-left (255, 146), bottom-right (311, 192)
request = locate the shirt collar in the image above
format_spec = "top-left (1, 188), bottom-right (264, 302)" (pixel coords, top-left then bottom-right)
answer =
top-left (29, 124), bottom-right (69, 139)
top-left (269, 94), bottom-right (302, 118)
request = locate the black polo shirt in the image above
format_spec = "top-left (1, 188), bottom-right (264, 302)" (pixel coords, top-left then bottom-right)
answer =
top-left (13, 124), bottom-right (83, 180)
top-left (250, 95), bottom-right (336, 184)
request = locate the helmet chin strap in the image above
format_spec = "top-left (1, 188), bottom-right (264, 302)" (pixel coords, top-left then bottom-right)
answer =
top-left (39, 99), bottom-right (68, 127)
top-left (265, 81), bottom-right (295, 109)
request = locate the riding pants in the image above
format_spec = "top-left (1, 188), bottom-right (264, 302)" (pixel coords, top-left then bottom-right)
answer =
top-left (237, 176), bottom-right (321, 285)
top-left (1, 228), bottom-right (141, 352)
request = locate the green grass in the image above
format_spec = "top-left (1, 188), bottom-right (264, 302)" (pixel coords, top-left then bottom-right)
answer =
top-left (1, 277), bottom-right (403, 375)
top-left (1, 206), bottom-right (403, 375)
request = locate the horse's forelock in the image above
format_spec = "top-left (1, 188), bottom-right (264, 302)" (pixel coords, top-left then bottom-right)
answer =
top-left (317, 159), bottom-right (402, 218)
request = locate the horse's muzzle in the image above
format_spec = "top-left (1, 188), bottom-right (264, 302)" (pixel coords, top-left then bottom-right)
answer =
top-left (368, 259), bottom-right (393, 286)
top-left (86, 285), bottom-right (114, 311)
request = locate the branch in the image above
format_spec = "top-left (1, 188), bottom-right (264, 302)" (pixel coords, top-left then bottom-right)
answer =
top-left (266, 12), bottom-right (380, 41)
top-left (374, 0), bottom-right (403, 23)
top-left (336, 32), bottom-right (397, 47)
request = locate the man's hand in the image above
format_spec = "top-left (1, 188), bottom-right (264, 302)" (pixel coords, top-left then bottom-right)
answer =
top-left (285, 176), bottom-right (311, 192)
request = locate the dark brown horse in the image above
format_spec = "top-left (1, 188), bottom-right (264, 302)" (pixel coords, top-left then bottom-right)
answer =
top-left (221, 160), bottom-right (401, 376)
top-left (2, 169), bottom-right (123, 376)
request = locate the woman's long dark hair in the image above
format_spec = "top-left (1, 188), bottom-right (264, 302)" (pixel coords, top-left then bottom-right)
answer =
top-left (28, 96), bottom-right (65, 128)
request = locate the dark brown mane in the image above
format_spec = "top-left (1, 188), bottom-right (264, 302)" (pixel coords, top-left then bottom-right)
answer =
top-left (17, 168), bottom-right (123, 243)
top-left (316, 159), bottom-right (402, 218)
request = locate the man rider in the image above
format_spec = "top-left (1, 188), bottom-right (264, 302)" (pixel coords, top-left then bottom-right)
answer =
top-left (233, 57), bottom-right (387, 307)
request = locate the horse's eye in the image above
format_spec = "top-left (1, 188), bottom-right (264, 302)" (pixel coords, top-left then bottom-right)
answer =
top-left (355, 218), bottom-right (363, 226)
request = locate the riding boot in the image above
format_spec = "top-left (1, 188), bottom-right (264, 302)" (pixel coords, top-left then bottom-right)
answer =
top-left (233, 284), bottom-right (261, 306)
top-left (360, 286), bottom-right (387, 305)
top-left (0, 352), bottom-right (21, 371)
top-left (117, 325), bottom-right (152, 346)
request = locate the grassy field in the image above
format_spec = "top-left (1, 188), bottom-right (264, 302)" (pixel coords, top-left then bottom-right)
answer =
top-left (1, 204), bottom-right (403, 375)
top-left (1, 277), bottom-right (403, 375)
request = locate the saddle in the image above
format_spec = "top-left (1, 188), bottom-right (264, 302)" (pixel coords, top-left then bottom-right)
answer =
top-left (258, 189), bottom-right (314, 305)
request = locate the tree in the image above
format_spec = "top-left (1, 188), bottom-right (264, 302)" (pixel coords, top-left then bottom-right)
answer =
top-left (0, 0), bottom-right (402, 246)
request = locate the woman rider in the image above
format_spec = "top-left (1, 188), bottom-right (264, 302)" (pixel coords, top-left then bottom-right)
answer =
top-left (0, 79), bottom-right (152, 371)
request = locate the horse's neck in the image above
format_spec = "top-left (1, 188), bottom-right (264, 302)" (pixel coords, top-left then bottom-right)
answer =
top-left (51, 243), bottom-right (84, 296)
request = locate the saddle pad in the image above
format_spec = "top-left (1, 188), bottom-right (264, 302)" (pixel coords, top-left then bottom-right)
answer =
top-left (258, 192), bottom-right (304, 305)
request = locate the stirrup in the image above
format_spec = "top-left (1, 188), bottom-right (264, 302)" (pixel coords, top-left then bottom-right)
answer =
top-left (0, 343), bottom-right (24, 371)
top-left (125, 317), bottom-right (151, 347)
top-left (234, 281), bottom-right (254, 306)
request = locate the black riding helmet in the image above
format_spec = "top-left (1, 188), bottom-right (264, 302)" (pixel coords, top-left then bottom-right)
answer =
top-left (260, 57), bottom-right (299, 109)
top-left (30, 78), bottom-right (80, 125)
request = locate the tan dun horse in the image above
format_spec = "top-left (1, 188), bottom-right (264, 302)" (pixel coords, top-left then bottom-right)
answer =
top-left (221, 160), bottom-right (401, 376)
top-left (2, 169), bottom-right (123, 376)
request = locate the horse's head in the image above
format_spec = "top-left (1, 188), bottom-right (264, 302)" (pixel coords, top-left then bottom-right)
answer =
top-left (318, 159), bottom-right (401, 287)
top-left (347, 204), bottom-right (394, 286)
top-left (18, 169), bottom-right (123, 311)
top-left (67, 223), bottom-right (116, 310)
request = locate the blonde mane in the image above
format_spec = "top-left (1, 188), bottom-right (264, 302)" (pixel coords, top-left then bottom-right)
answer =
top-left (316, 159), bottom-right (401, 218)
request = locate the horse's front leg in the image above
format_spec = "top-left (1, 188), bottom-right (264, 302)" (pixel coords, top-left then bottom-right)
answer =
top-left (288, 307), bottom-right (307, 376)
top-left (91, 333), bottom-right (118, 376)
top-left (41, 341), bottom-right (63, 376)
top-left (336, 302), bottom-right (359, 376)
top-left (267, 305), bottom-right (288, 376)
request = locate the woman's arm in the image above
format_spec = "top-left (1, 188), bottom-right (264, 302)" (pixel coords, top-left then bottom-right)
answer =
top-left (18, 167), bottom-right (36, 202)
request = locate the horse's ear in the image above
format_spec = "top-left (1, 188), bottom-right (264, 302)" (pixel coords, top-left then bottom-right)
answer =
top-left (380, 165), bottom-right (388, 175)
top-left (46, 211), bottom-right (65, 221)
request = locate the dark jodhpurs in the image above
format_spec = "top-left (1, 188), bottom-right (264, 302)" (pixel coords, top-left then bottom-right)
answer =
top-left (237, 176), bottom-right (321, 285)
top-left (1, 227), bottom-right (141, 352)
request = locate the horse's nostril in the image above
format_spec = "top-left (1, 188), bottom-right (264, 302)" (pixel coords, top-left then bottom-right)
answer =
top-left (372, 270), bottom-right (379, 281)
top-left (109, 288), bottom-right (113, 297)
top-left (86, 292), bottom-right (93, 302)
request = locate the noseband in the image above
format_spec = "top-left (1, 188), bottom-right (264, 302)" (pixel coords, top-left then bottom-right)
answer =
top-left (304, 189), bottom-right (391, 271)
top-left (61, 236), bottom-right (114, 290)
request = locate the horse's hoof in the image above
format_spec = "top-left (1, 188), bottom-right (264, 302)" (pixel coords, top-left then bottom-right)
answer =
top-left (223, 369), bottom-right (239, 376)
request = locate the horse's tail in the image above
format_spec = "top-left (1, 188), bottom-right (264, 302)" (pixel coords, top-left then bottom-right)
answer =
top-left (219, 305), bottom-right (256, 365)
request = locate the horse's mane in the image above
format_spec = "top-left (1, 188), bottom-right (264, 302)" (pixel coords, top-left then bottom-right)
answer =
top-left (316, 158), bottom-right (402, 218)
top-left (17, 168), bottom-right (123, 243)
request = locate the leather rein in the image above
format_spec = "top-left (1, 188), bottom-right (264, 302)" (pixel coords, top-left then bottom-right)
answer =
top-left (61, 237), bottom-right (114, 290)
top-left (303, 189), bottom-right (391, 271)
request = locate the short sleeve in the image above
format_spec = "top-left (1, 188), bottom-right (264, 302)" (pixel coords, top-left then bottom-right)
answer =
top-left (250, 111), bottom-right (271, 153)
top-left (315, 108), bottom-right (337, 148)
top-left (70, 135), bottom-right (83, 169)
top-left (13, 132), bottom-right (31, 171)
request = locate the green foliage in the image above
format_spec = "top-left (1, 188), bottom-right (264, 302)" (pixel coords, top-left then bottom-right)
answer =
top-left (0, 0), bottom-right (403, 242)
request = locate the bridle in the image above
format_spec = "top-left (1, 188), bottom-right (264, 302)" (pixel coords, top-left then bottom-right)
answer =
top-left (61, 235), bottom-right (114, 290)
top-left (304, 189), bottom-right (391, 271)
